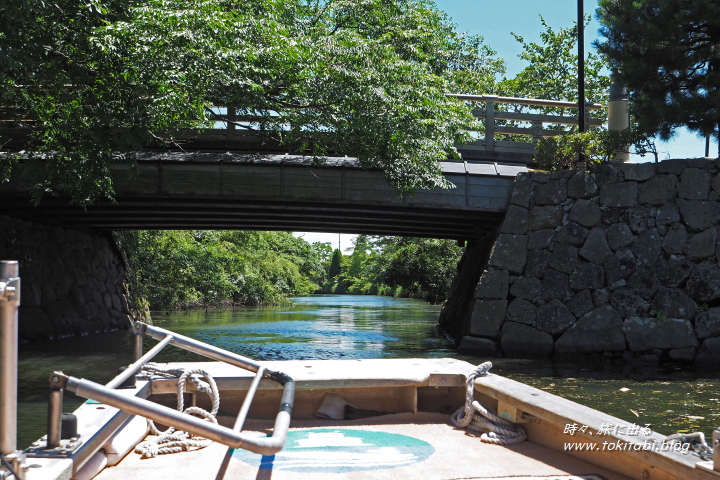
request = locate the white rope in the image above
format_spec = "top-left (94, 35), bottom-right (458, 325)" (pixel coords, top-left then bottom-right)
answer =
top-left (135, 363), bottom-right (220, 458)
top-left (451, 361), bottom-right (527, 445)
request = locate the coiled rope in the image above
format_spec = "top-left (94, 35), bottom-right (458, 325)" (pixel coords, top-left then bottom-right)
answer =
top-left (451, 361), bottom-right (527, 445)
top-left (135, 363), bottom-right (220, 458)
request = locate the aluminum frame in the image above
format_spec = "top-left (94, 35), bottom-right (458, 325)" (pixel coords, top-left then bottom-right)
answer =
top-left (47, 321), bottom-right (294, 457)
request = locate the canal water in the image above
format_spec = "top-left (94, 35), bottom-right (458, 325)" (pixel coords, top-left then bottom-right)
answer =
top-left (16, 295), bottom-right (720, 449)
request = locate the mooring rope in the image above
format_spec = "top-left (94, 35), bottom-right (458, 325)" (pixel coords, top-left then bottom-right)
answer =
top-left (450, 361), bottom-right (527, 445)
top-left (135, 363), bottom-right (220, 458)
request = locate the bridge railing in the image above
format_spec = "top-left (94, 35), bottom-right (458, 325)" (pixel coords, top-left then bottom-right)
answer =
top-left (1, 97), bottom-right (604, 159)
top-left (447, 94), bottom-right (604, 161)
top-left (199, 97), bottom-right (604, 161)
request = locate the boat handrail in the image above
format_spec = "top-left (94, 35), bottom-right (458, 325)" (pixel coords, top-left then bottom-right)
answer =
top-left (46, 320), bottom-right (295, 456)
top-left (51, 371), bottom-right (294, 456)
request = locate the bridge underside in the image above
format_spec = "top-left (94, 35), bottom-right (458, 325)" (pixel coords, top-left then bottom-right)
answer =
top-left (0, 196), bottom-right (504, 239)
top-left (0, 152), bottom-right (523, 240)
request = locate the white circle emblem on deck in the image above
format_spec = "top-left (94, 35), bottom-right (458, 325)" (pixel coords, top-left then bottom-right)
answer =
top-left (232, 428), bottom-right (434, 472)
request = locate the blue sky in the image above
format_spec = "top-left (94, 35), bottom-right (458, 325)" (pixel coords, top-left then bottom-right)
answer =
top-left (437, 0), bottom-right (603, 78)
top-left (296, 0), bottom-right (716, 249)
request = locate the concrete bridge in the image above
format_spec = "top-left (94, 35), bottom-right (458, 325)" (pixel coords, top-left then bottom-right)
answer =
top-left (0, 94), bottom-right (604, 240)
top-left (0, 151), bottom-right (526, 240)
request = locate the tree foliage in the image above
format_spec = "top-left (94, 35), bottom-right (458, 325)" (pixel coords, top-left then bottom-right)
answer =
top-left (490, 16), bottom-right (612, 159)
top-left (373, 236), bottom-right (462, 304)
top-left (327, 249), bottom-right (343, 280)
top-left (596, 0), bottom-right (720, 141)
top-left (1, 0), bottom-right (504, 203)
top-left (120, 230), bottom-right (323, 308)
top-left (534, 130), bottom-right (637, 170)
top-left (498, 17), bottom-right (610, 109)
top-left (1, 0), bottom-right (137, 204)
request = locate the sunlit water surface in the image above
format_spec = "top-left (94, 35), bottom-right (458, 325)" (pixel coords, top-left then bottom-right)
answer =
top-left (16, 295), bottom-right (720, 448)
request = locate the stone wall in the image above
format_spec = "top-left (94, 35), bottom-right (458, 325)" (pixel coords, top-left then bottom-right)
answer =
top-left (450, 159), bottom-right (720, 367)
top-left (0, 216), bottom-right (132, 341)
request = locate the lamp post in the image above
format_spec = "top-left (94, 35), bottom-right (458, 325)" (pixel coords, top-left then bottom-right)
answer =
top-left (577, 0), bottom-right (585, 133)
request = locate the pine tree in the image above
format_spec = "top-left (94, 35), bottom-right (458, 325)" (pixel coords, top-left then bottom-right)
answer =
top-left (597, 0), bottom-right (720, 146)
top-left (328, 249), bottom-right (343, 280)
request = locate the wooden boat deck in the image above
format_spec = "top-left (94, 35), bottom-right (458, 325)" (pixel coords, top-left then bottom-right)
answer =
top-left (95, 412), bottom-right (629, 480)
top-left (22, 359), bottom-right (716, 480)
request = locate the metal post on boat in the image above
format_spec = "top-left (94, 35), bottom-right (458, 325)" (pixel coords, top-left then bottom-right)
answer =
top-left (0, 261), bottom-right (20, 456)
top-left (133, 321), bottom-right (143, 362)
top-left (46, 373), bottom-right (65, 449)
top-left (0, 260), bottom-right (23, 479)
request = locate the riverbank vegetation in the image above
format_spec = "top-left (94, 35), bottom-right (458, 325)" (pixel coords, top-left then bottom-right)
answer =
top-left (317, 236), bottom-right (463, 305)
top-left (119, 231), bottom-right (462, 310)
top-left (119, 230), bottom-right (324, 309)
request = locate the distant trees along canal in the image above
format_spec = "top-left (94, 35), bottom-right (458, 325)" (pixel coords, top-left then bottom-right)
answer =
top-left (120, 231), bottom-right (463, 310)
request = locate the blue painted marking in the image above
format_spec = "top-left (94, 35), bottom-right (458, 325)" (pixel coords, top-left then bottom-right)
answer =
top-left (232, 428), bottom-right (434, 472)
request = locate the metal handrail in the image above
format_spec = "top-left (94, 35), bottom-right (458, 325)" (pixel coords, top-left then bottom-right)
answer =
top-left (139, 323), bottom-right (264, 373)
top-left (49, 321), bottom-right (295, 456)
top-left (214, 366), bottom-right (267, 478)
top-left (106, 334), bottom-right (173, 390)
top-left (60, 373), bottom-right (294, 456)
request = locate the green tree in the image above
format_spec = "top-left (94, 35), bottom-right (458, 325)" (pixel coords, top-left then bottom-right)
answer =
top-left (345, 235), bottom-right (374, 294)
top-left (346, 235), bottom-right (371, 280)
top-left (371, 236), bottom-right (462, 304)
top-left (327, 249), bottom-right (343, 280)
top-left (493, 16), bottom-right (618, 170)
top-left (597, 0), bottom-right (720, 144)
top-left (498, 17), bottom-right (610, 116)
top-left (311, 242), bottom-right (333, 264)
top-left (1, 0), bottom-right (504, 204)
top-left (0, 0), bottom-right (140, 204)
top-left (499, 17), bottom-right (608, 105)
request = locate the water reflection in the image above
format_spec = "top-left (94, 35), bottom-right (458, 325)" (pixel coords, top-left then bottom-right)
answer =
top-left (147, 295), bottom-right (450, 361)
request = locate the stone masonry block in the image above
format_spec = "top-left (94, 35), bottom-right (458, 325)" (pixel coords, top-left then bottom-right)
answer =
top-left (488, 234), bottom-right (528, 274)
top-left (470, 300), bottom-right (508, 337)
